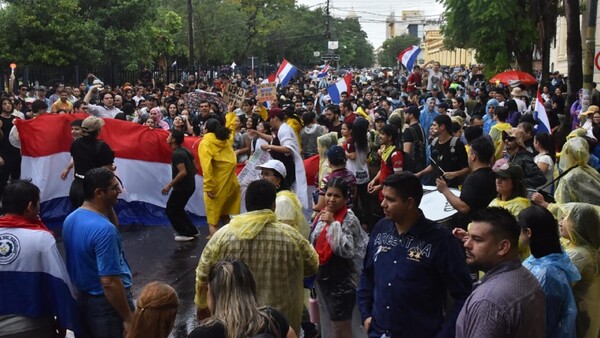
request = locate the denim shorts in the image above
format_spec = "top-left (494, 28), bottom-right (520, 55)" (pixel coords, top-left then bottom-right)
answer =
top-left (77, 289), bottom-right (134, 338)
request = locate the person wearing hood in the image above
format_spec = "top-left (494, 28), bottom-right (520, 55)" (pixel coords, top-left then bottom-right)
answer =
top-left (148, 107), bottom-right (170, 130)
top-left (198, 115), bottom-right (241, 237)
top-left (300, 111), bottom-right (326, 159)
top-left (483, 98), bottom-right (499, 134)
top-left (557, 203), bottom-right (600, 338)
top-left (519, 205), bottom-right (581, 338)
top-left (419, 97), bottom-right (439, 140)
top-left (533, 136), bottom-right (600, 207)
top-left (194, 179), bottom-right (318, 334)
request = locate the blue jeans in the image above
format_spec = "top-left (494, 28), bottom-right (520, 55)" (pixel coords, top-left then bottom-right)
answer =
top-left (77, 289), bottom-right (134, 338)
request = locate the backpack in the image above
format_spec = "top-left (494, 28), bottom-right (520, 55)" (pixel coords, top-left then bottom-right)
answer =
top-left (430, 136), bottom-right (459, 164)
top-left (407, 125), bottom-right (426, 172)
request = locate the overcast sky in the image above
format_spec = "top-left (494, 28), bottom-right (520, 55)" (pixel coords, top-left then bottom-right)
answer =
top-left (296, 0), bottom-right (445, 49)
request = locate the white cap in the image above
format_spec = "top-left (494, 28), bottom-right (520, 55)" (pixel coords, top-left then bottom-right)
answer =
top-left (255, 159), bottom-right (286, 178)
top-left (93, 79), bottom-right (104, 86)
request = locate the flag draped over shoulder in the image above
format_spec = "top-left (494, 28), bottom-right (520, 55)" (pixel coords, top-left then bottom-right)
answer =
top-left (397, 45), bottom-right (421, 71)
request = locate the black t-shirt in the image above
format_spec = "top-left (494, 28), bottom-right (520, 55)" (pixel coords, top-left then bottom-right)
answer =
top-left (432, 136), bottom-right (468, 188)
top-left (0, 115), bottom-right (19, 157)
top-left (70, 137), bottom-right (115, 176)
top-left (172, 147), bottom-right (196, 191)
top-left (453, 167), bottom-right (497, 229)
top-left (192, 113), bottom-right (223, 136)
top-left (188, 307), bottom-right (289, 338)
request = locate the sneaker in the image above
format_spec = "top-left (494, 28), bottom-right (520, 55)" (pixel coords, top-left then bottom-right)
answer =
top-left (174, 235), bottom-right (195, 242)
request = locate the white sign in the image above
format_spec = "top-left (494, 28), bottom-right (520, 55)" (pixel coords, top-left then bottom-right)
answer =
top-left (328, 41), bottom-right (339, 50)
top-left (314, 51), bottom-right (321, 57)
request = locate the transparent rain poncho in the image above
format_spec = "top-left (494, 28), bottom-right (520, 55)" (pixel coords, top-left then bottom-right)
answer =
top-left (554, 137), bottom-right (600, 205)
top-left (316, 132), bottom-right (339, 190)
top-left (556, 203), bottom-right (600, 338)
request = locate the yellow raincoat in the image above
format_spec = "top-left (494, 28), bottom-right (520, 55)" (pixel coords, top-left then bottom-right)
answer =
top-left (489, 121), bottom-right (512, 161)
top-left (554, 136), bottom-right (600, 205)
top-left (195, 209), bottom-right (319, 333)
top-left (554, 203), bottom-right (600, 338)
top-left (276, 190), bottom-right (310, 239)
top-left (198, 112), bottom-right (241, 225)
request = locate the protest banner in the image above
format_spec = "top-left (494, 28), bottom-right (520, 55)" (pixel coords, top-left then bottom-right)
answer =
top-left (256, 82), bottom-right (277, 103)
top-left (222, 83), bottom-right (247, 108)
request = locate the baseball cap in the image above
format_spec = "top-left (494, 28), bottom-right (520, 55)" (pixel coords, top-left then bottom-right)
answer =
top-left (92, 79), bottom-right (104, 86)
top-left (493, 162), bottom-right (524, 181)
top-left (267, 108), bottom-right (285, 120)
top-left (81, 116), bottom-right (105, 133)
top-left (325, 145), bottom-right (346, 161)
top-left (256, 159), bottom-right (287, 178)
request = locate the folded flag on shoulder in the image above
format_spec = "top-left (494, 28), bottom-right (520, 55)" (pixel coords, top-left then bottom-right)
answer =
top-left (397, 45), bottom-right (421, 71)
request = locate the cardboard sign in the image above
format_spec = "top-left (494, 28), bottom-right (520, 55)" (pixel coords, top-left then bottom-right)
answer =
top-left (257, 83), bottom-right (277, 103)
top-left (222, 83), bottom-right (247, 108)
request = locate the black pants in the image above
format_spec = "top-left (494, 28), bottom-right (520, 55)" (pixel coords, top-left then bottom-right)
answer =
top-left (0, 152), bottom-right (21, 198)
top-left (166, 189), bottom-right (198, 236)
top-left (69, 177), bottom-right (85, 209)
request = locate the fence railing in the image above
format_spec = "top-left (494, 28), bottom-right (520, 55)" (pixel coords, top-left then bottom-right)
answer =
top-left (1, 64), bottom-right (278, 93)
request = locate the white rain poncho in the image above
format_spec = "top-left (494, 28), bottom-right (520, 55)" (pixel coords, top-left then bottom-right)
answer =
top-left (554, 137), bottom-right (600, 205)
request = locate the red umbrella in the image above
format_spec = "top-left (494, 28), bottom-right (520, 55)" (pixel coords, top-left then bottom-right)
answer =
top-left (489, 70), bottom-right (538, 86)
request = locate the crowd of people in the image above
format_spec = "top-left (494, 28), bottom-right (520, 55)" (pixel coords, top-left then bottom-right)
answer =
top-left (0, 62), bottom-right (599, 338)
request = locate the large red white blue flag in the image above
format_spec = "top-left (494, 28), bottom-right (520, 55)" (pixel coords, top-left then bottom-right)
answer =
top-left (397, 45), bottom-right (421, 71)
top-left (15, 114), bottom-right (320, 225)
top-left (534, 87), bottom-right (552, 134)
top-left (327, 73), bottom-right (353, 104)
top-left (275, 59), bottom-right (298, 87)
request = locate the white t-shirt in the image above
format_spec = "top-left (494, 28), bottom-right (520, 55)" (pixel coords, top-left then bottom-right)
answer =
top-left (534, 153), bottom-right (554, 193)
top-left (427, 69), bottom-right (443, 91)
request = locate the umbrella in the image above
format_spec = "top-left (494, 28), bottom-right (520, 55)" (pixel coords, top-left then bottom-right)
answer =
top-left (183, 90), bottom-right (227, 114)
top-left (489, 70), bottom-right (538, 86)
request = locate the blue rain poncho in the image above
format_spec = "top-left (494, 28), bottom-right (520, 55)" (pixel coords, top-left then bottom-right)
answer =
top-left (523, 252), bottom-right (581, 338)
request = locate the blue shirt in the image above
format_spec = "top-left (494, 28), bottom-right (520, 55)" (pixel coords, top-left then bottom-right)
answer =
top-left (62, 208), bottom-right (132, 295)
top-left (357, 213), bottom-right (471, 338)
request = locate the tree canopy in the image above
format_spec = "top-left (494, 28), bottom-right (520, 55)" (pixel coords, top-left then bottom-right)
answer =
top-left (0, 0), bottom-right (374, 70)
top-left (439, 0), bottom-right (539, 76)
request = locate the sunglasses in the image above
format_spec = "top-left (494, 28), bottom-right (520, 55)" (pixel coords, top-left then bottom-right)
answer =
top-left (503, 136), bottom-right (516, 142)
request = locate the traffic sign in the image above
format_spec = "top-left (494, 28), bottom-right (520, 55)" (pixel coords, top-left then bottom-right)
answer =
top-left (321, 54), bottom-right (340, 62)
top-left (595, 50), bottom-right (600, 72)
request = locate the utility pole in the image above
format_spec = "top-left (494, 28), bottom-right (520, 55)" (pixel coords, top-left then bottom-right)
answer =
top-left (187, 0), bottom-right (195, 68)
top-left (581, 0), bottom-right (598, 115)
top-left (324, 0), bottom-right (331, 39)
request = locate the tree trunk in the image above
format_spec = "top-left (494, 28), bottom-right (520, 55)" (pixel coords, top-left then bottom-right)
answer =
top-left (565, 0), bottom-right (583, 100)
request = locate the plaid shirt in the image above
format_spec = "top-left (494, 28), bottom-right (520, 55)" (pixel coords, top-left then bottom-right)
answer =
top-left (195, 209), bottom-right (319, 333)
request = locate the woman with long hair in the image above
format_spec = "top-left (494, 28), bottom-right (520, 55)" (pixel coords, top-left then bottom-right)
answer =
top-left (232, 115), bottom-right (251, 163)
top-left (518, 206), bottom-right (580, 338)
top-left (504, 99), bottom-right (521, 127)
top-left (558, 203), bottom-right (600, 338)
top-left (171, 115), bottom-right (193, 136)
top-left (198, 118), bottom-right (241, 237)
top-left (345, 117), bottom-right (371, 229)
top-left (310, 178), bottom-right (368, 338)
top-left (127, 282), bottom-right (179, 338)
top-left (533, 132), bottom-right (555, 193)
top-left (188, 260), bottom-right (296, 338)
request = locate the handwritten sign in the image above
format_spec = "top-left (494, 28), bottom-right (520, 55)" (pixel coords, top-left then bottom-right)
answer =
top-left (222, 83), bottom-right (247, 108)
top-left (257, 83), bottom-right (277, 103)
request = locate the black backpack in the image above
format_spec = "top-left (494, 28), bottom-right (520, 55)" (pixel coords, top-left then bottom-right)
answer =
top-left (407, 125), bottom-right (427, 172)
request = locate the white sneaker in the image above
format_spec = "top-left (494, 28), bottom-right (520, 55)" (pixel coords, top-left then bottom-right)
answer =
top-left (174, 235), bottom-right (195, 242)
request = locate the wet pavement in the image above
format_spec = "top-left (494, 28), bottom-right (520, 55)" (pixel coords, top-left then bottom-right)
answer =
top-left (56, 222), bottom-right (209, 338)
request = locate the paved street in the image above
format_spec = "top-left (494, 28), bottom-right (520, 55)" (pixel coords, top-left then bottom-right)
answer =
top-left (56, 222), bottom-right (209, 338)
